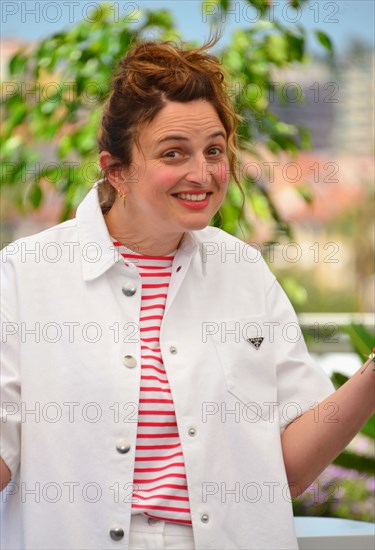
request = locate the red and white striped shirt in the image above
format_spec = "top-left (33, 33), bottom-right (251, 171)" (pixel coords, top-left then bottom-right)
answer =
top-left (113, 240), bottom-right (192, 525)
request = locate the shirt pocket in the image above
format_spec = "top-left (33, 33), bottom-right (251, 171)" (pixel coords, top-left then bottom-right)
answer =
top-left (212, 315), bottom-right (277, 420)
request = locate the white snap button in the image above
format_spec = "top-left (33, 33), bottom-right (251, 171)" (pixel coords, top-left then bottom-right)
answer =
top-left (109, 526), bottom-right (124, 540)
top-left (122, 282), bottom-right (136, 296)
top-left (123, 355), bottom-right (137, 368)
top-left (147, 518), bottom-right (160, 526)
top-left (116, 439), bottom-right (131, 454)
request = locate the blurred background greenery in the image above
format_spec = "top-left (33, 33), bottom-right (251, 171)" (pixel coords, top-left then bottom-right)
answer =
top-left (1, 0), bottom-right (374, 522)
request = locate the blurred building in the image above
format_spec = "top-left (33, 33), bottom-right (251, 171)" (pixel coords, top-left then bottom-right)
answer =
top-left (270, 51), bottom-right (375, 156)
top-left (333, 50), bottom-right (375, 155)
top-left (270, 61), bottom-right (336, 152)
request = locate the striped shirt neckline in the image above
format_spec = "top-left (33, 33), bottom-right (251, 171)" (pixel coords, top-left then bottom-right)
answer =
top-left (111, 237), bottom-right (177, 268)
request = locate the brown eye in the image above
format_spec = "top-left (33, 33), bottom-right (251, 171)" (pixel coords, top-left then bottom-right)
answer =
top-left (208, 147), bottom-right (222, 155)
top-left (163, 150), bottom-right (181, 158)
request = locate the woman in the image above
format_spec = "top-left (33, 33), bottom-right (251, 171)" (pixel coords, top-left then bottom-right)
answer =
top-left (1, 38), bottom-right (374, 550)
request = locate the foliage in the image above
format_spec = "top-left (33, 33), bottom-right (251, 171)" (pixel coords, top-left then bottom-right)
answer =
top-left (293, 458), bottom-right (375, 522)
top-left (342, 323), bottom-right (375, 361)
top-left (1, 0), bottom-right (334, 235)
top-left (1, 5), bottom-right (177, 219)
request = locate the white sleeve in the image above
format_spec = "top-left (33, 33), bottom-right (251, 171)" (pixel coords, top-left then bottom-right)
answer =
top-left (265, 276), bottom-right (336, 433)
top-left (0, 249), bottom-right (21, 479)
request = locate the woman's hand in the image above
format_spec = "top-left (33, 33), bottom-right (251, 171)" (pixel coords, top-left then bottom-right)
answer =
top-left (360, 346), bottom-right (375, 375)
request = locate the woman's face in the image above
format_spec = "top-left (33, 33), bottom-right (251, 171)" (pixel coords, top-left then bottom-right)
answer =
top-left (118, 99), bottom-right (230, 238)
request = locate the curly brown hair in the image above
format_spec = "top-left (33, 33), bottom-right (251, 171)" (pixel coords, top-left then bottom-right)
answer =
top-left (97, 34), bottom-right (243, 214)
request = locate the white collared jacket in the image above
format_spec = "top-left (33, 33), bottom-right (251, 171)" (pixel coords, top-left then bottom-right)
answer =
top-left (0, 182), bottom-right (335, 549)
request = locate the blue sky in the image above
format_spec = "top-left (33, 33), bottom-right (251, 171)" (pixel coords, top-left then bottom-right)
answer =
top-left (2, 1), bottom-right (374, 55)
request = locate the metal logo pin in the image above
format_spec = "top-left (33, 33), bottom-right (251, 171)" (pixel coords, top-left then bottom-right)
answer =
top-left (247, 337), bottom-right (264, 350)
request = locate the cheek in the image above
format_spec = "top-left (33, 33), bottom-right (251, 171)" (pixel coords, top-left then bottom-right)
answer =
top-left (149, 166), bottom-right (181, 191)
top-left (218, 159), bottom-right (231, 187)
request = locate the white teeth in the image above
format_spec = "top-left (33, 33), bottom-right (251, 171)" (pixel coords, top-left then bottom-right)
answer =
top-left (176, 193), bottom-right (207, 201)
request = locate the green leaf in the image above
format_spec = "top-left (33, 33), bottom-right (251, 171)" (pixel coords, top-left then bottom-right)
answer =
top-left (219, 0), bottom-right (229, 10)
top-left (243, 0), bottom-right (269, 17)
top-left (279, 276), bottom-right (308, 306)
top-left (315, 30), bottom-right (334, 53)
top-left (285, 32), bottom-right (305, 61)
top-left (27, 184), bottom-right (43, 208)
top-left (40, 101), bottom-right (58, 116)
top-left (58, 135), bottom-right (74, 159)
top-left (296, 184), bottom-right (314, 204)
top-left (266, 34), bottom-right (288, 64)
top-left (360, 415), bottom-right (375, 440)
top-left (333, 450), bottom-right (375, 475)
top-left (8, 52), bottom-right (27, 75)
top-left (142, 9), bottom-right (174, 30)
top-left (344, 323), bottom-right (374, 359)
top-left (1, 136), bottom-right (23, 156)
top-left (330, 371), bottom-right (349, 389)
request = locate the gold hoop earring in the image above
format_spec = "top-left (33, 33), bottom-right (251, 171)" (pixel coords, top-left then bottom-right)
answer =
top-left (118, 188), bottom-right (127, 208)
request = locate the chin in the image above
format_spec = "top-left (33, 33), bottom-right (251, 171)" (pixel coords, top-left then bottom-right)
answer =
top-left (183, 219), bottom-right (211, 231)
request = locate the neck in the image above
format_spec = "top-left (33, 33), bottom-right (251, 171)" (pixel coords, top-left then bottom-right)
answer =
top-left (104, 202), bottom-right (184, 256)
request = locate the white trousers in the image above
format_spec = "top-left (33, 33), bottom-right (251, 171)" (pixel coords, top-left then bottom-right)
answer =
top-left (129, 515), bottom-right (196, 549)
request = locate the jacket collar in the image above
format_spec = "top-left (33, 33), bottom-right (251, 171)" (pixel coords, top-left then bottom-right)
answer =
top-left (76, 181), bottom-right (201, 281)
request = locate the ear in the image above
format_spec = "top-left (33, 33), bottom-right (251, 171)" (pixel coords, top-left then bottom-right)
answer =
top-left (99, 151), bottom-right (127, 191)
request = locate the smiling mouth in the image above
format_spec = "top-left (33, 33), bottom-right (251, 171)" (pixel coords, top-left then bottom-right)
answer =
top-left (173, 192), bottom-right (212, 202)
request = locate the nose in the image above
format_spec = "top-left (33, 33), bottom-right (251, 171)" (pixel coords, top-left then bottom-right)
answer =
top-left (184, 153), bottom-right (213, 186)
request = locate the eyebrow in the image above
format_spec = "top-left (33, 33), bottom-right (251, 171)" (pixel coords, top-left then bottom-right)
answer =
top-left (156, 131), bottom-right (227, 145)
